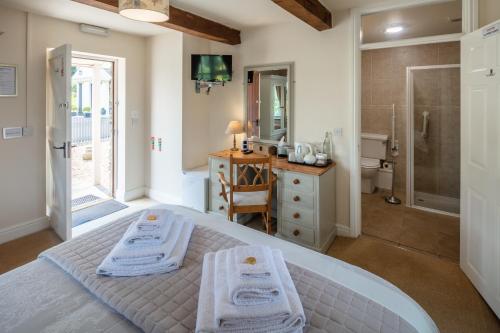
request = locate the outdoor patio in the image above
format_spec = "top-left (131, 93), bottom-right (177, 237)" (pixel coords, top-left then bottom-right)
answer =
top-left (71, 139), bottom-right (112, 200)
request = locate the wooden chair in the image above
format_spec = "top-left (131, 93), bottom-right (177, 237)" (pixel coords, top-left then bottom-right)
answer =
top-left (217, 155), bottom-right (274, 234)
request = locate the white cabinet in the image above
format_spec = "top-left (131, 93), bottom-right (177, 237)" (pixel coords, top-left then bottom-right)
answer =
top-left (276, 167), bottom-right (336, 252)
top-left (208, 154), bottom-right (336, 252)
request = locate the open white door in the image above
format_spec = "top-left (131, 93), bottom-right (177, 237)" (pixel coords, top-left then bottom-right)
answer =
top-left (47, 44), bottom-right (72, 241)
top-left (461, 23), bottom-right (500, 317)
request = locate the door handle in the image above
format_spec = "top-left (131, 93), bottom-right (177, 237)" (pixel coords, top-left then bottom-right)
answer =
top-left (52, 142), bottom-right (66, 159)
top-left (52, 141), bottom-right (71, 159)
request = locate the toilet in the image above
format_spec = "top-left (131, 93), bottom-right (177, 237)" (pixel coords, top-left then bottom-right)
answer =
top-left (361, 133), bottom-right (389, 193)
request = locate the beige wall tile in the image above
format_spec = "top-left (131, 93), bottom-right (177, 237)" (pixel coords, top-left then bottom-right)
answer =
top-left (362, 51), bottom-right (372, 82)
top-left (438, 42), bottom-right (461, 65)
top-left (372, 79), bottom-right (393, 105)
top-left (362, 80), bottom-right (372, 105)
top-left (372, 48), bottom-right (393, 80)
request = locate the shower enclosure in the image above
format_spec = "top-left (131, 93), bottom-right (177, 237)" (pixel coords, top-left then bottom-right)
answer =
top-left (407, 65), bottom-right (460, 215)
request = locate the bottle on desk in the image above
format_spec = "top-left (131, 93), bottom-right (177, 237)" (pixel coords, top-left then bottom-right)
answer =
top-left (322, 131), bottom-right (334, 162)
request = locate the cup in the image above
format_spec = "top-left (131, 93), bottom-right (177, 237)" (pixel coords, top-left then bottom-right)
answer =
top-left (288, 152), bottom-right (296, 162)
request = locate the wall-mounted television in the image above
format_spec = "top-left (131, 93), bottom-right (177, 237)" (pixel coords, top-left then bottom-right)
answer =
top-left (191, 55), bottom-right (232, 82)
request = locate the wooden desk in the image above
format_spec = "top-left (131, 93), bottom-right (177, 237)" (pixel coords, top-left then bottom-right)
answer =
top-left (208, 150), bottom-right (336, 176)
top-left (208, 149), bottom-right (337, 252)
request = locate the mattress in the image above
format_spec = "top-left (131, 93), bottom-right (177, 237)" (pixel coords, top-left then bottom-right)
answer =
top-left (0, 205), bottom-right (438, 333)
top-left (0, 258), bottom-right (140, 333)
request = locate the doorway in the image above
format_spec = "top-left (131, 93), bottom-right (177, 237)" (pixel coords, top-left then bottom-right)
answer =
top-left (70, 55), bottom-right (124, 225)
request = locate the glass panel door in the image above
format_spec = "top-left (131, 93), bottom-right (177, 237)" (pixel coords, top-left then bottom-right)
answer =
top-left (410, 66), bottom-right (460, 214)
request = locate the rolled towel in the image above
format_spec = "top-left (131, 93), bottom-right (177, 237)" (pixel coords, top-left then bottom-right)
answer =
top-left (195, 249), bottom-right (305, 333)
top-left (228, 245), bottom-right (282, 305)
top-left (96, 217), bottom-right (194, 277)
top-left (124, 211), bottom-right (175, 247)
top-left (136, 209), bottom-right (172, 232)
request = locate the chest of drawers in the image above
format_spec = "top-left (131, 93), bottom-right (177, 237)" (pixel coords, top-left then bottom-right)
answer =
top-left (275, 167), bottom-right (336, 252)
top-left (208, 151), bottom-right (336, 252)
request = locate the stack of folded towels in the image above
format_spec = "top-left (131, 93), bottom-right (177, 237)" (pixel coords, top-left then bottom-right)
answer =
top-left (97, 209), bottom-right (194, 277)
top-left (196, 245), bottom-right (306, 333)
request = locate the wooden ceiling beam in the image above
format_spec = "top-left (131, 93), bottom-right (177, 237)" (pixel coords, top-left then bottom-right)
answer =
top-left (272, 0), bottom-right (332, 31)
top-left (72, 0), bottom-right (241, 45)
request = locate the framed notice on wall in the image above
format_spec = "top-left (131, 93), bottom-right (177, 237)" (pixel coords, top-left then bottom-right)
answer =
top-left (0, 64), bottom-right (17, 97)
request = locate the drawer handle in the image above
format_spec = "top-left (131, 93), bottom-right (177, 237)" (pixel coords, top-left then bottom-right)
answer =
top-left (293, 229), bottom-right (300, 236)
top-left (219, 205), bottom-right (225, 211)
top-left (293, 212), bottom-right (300, 219)
top-left (293, 195), bottom-right (300, 202)
top-left (219, 164), bottom-right (225, 169)
top-left (293, 179), bottom-right (300, 185)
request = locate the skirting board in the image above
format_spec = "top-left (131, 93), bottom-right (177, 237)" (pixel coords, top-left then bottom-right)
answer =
top-left (116, 187), bottom-right (145, 202)
top-left (145, 188), bottom-right (182, 205)
top-left (0, 216), bottom-right (50, 245)
top-left (336, 223), bottom-right (352, 237)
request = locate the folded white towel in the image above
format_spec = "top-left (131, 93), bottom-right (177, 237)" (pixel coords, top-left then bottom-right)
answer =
top-left (136, 209), bottom-right (172, 232)
top-left (96, 217), bottom-right (194, 277)
top-left (195, 249), bottom-right (305, 333)
top-left (124, 211), bottom-right (174, 247)
top-left (112, 217), bottom-right (182, 266)
top-left (228, 245), bottom-right (282, 305)
top-left (232, 245), bottom-right (273, 279)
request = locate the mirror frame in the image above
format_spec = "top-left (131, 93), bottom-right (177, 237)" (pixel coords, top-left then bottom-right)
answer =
top-left (243, 62), bottom-right (294, 146)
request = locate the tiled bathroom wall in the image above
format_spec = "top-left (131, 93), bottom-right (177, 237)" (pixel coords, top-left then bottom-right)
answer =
top-left (361, 42), bottom-right (460, 191)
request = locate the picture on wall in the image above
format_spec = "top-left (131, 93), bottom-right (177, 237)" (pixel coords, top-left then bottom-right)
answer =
top-left (0, 64), bottom-right (17, 97)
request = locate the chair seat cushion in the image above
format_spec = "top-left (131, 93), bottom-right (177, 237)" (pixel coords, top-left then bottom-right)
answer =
top-left (231, 191), bottom-right (268, 206)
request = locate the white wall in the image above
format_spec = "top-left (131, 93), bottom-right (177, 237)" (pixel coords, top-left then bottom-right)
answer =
top-left (181, 35), bottom-right (242, 170)
top-left (145, 32), bottom-right (184, 203)
top-left (182, 35), bottom-right (211, 170)
top-left (0, 6), bottom-right (147, 240)
top-left (195, 11), bottom-right (354, 229)
top-left (174, 11), bottom-right (354, 229)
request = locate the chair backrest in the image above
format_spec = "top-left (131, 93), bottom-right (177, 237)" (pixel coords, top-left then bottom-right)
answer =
top-left (229, 155), bottom-right (272, 195)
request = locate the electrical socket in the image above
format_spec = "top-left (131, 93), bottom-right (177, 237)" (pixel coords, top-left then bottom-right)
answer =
top-left (333, 128), bottom-right (342, 137)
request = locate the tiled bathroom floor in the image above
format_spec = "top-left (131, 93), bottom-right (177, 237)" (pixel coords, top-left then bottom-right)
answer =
top-left (362, 189), bottom-right (460, 261)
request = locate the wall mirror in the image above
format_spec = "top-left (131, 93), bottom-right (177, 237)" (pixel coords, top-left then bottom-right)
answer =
top-left (244, 63), bottom-right (293, 145)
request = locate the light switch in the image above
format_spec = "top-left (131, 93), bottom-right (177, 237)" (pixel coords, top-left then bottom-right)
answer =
top-left (131, 111), bottom-right (139, 128)
top-left (22, 127), bottom-right (34, 136)
top-left (3, 127), bottom-right (23, 139)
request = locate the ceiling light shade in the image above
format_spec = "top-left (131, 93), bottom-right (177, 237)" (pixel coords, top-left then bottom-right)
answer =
top-left (385, 26), bottom-right (404, 34)
top-left (119, 0), bottom-right (169, 23)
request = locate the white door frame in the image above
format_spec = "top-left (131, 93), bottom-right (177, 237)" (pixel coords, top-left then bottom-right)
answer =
top-left (72, 51), bottom-right (120, 198)
top-left (350, 0), bottom-right (478, 237)
top-left (406, 64), bottom-right (461, 217)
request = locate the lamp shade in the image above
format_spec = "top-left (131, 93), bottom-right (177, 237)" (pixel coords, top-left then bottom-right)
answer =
top-left (119, 0), bottom-right (170, 23)
top-left (225, 120), bottom-right (244, 135)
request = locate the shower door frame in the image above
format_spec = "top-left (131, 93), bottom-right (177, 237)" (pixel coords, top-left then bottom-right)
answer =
top-left (406, 64), bottom-right (461, 217)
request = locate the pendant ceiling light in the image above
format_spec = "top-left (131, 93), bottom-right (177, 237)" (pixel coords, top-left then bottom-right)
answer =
top-left (119, 0), bottom-right (170, 23)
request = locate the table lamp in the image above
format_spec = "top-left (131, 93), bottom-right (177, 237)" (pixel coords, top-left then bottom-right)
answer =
top-left (225, 120), bottom-right (244, 151)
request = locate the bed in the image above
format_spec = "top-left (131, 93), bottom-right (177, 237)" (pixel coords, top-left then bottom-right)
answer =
top-left (0, 205), bottom-right (438, 333)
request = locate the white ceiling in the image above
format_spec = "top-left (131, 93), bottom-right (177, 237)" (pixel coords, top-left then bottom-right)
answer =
top-left (0, 0), bottom-right (409, 37)
top-left (0, 0), bottom-right (166, 36)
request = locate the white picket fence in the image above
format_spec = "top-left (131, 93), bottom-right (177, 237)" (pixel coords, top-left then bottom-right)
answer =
top-left (72, 116), bottom-right (112, 145)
